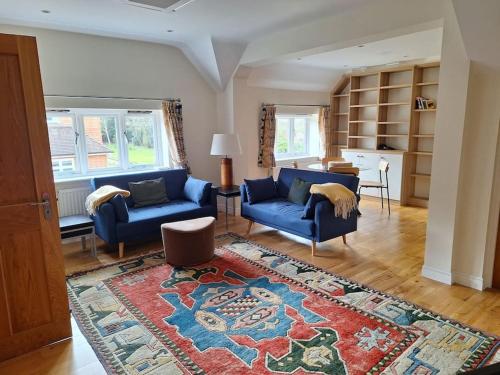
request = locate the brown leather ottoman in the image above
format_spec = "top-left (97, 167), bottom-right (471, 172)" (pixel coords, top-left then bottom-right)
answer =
top-left (161, 216), bottom-right (215, 266)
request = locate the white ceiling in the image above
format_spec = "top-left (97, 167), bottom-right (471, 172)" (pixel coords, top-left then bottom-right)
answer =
top-left (0, 0), bottom-right (369, 90)
top-left (0, 0), bottom-right (366, 44)
top-left (289, 28), bottom-right (443, 69)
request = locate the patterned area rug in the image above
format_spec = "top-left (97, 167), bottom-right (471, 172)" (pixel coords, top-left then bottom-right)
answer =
top-left (68, 233), bottom-right (499, 374)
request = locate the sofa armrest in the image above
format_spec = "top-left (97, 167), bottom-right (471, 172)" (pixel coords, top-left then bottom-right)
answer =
top-left (240, 184), bottom-right (248, 203)
top-left (207, 186), bottom-right (218, 208)
top-left (314, 200), bottom-right (357, 242)
top-left (91, 202), bottom-right (118, 244)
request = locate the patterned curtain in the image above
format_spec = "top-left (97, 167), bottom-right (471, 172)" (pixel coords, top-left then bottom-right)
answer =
top-left (257, 105), bottom-right (277, 171)
top-left (318, 106), bottom-right (333, 158)
top-left (162, 100), bottom-right (191, 174)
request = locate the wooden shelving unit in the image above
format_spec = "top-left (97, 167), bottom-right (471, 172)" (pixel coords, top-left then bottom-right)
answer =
top-left (330, 75), bottom-right (351, 157)
top-left (402, 61), bottom-right (440, 207)
top-left (327, 61), bottom-right (440, 207)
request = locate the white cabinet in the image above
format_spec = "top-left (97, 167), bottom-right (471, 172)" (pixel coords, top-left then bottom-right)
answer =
top-left (341, 150), bottom-right (404, 201)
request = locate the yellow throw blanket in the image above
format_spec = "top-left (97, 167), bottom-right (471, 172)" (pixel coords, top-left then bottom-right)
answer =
top-left (310, 183), bottom-right (357, 219)
top-left (85, 185), bottom-right (130, 215)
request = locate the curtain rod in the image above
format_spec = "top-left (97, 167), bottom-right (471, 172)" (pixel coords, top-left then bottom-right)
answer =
top-left (44, 94), bottom-right (180, 102)
top-left (265, 104), bottom-right (326, 107)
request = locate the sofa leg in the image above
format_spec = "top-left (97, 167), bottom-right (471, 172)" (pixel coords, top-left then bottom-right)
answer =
top-left (118, 242), bottom-right (124, 258)
top-left (311, 240), bottom-right (316, 256)
top-left (245, 220), bottom-right (254, 237)
top-left (342, 235), bottom-right (347, 245)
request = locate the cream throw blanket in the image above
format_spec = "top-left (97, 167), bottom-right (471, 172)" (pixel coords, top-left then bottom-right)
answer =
top-left (310, 183), bottom-right (357, 219)
top-left (85, 185), bottom-right (130, 215)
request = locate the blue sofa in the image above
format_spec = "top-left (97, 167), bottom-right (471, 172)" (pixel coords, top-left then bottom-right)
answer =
top-left (241, 168), bottom-right (358, 255)
top-left (90, 169), bottom-right (217, 256)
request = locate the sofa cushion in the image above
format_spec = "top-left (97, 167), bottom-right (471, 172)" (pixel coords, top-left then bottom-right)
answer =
top-left (302, 194), bottom-right (328, 219)
top-left (128, 177), bottom-right (169, 207)
top-left (184, 176), bottom-right (212, 205)
top-left (116, 200), bottom-right (215, 241)
top-left (288, 177), bottom-right (312, 205)
top-left (244, 176), bottom-right (276, 204)
top-left (242, 198), bottom-right (314, 237)
top-left (109, 194), bottom-right (129, 222)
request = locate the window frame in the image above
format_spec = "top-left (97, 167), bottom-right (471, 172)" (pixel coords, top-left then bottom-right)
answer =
top-left (46, 108), bottom-right (165, 181)
top-left (274, 115), bottom-right (312, 160)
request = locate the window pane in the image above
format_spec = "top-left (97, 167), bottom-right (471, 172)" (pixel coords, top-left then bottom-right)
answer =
top-left (125, 116), bottom-right (155, 166)
top-left (47, 115), bottom-right (78, 174)
top-left (83, 116), bottom-right (119, 170)
top-left (275, 118), bottom-right (290, 154)
top-left (292, 118), bottom-right (306, 154)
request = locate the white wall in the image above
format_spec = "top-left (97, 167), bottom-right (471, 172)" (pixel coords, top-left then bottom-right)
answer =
top-left (422, 1), bottom-right (470, 285)
top-left (423, 1), bottom-right (500, 290)
top-left (452, 62), bottom-right (500, 289)
top-left (0, 24), bottom-right (220, 184)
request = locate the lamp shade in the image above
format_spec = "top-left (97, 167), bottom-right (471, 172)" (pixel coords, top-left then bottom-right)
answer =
top-left (210, 133), bottom-right (242, 156)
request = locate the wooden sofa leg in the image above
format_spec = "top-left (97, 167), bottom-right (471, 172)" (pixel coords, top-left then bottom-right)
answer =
top-left (245, 220), bottom-right (254, 237)
top-left (118, 242), bottom-right (124, 258)
top-left (311, 240), bottom-right (316, 256)
top-left (342, 235), bottom-right (347, 244)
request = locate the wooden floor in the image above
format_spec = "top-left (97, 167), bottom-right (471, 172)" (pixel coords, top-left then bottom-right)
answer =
top-left (1, 198), bottom-right (499, 374)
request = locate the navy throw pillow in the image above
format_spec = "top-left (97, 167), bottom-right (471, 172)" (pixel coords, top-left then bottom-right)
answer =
top-left (302, 194), bottom-right (327, 219)
top-left (110, 194), bottom-right (129, 222)
top-left (288, 177), bottom-right (312, 205)
top-left (244, 176), bottom-right (276, 204)
top-left (184, 176), bottom-right (212, 205)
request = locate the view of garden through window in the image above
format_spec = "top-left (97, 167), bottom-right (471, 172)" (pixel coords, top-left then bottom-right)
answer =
top-left (46, 109), bottom-right (162, 178)
top-left (275, 115), bottom-right (318, 159)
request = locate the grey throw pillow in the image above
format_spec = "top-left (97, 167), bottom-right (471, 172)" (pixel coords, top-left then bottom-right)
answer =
top-left (288, 177), bottom-right (312, 205)
top-left (128, 177), bottom-right (169, 208)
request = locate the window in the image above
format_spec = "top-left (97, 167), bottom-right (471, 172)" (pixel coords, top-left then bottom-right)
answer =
top-left (47, 108), bottom-right (164, 180)
top-left (274, 114), bottom-right (320, 160)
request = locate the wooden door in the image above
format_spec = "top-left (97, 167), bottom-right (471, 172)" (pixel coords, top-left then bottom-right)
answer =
top-left (493, 213), bottom-right (500, 289)
top-left (0, 33), bottom-right (71, 361)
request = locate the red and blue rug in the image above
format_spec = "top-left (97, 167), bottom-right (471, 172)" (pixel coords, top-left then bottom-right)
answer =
top-left (67, 233), bottom-right (499, 374)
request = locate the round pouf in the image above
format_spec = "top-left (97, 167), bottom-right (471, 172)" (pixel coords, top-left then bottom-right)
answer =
top-left (161, 216), bottom-right (215, 266)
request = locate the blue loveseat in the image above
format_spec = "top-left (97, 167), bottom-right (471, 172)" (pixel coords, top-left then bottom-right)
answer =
top-left (241, 168), bottom-right (358, 255)
top-left (90, 169), bottom-right (217, 257)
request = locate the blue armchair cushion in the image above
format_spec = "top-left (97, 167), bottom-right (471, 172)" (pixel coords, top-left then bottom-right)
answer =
top-left (184, 176), bottom-right (212, 205)
top-left (288, 177), bottom-right (312, 205)
top-left (244, 176), bottom-right (276, 204)
top-left (302, 193), bottom-right (327, 219)
top-left (110, 194), bottom-right (129, 222)
top-left (128, 177), bottom-right (169, 207)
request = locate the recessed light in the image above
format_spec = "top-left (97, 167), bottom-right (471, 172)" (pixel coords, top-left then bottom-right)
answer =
top-left (167, 29), bottom-right (174, 33)
top-left (41, 9), bottom-right (51, 14)
top-left (343, 65), bottom-right (349, 68)
top-left (357, 45), bottom-right (365, 48)
top-left (403, 55), bottom-right (409, 58)
top-left (297, 57), bottom-right (302, 61)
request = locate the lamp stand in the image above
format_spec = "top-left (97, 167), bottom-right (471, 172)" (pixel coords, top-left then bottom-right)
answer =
top-left (220, 157), bottom-right (233, 187)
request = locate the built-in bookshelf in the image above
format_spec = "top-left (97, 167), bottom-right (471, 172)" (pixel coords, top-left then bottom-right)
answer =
top-left (403, 62), bottom-right (440, 207)
top-left (330, 75), bottom-right (350, 157)
top-left (328, 62), bottom-right (440, 207)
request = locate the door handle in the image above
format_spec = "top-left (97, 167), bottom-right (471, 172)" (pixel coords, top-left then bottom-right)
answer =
top-left (29, 193), bottom-right (52, 220)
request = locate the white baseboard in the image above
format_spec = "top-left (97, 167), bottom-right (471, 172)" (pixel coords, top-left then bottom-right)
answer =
top-left (421, 265), bottom-right (453, 285)
top-left (452, 272), bottom-right (485, 291)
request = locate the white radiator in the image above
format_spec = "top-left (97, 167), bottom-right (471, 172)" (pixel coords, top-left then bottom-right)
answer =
top-left (57, 187), bottom-right (92, 217)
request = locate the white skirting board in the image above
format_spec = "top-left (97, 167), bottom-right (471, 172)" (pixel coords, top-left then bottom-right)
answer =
top-left (422, 265), bottom-right (485, 290)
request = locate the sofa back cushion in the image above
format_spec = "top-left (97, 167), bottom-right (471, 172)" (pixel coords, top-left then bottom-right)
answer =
top-left (277, 167), bottom-right (359, 198)
top-left (91, 169), bottom-right (188, 207)
top-left (128, 177), bottom-right (169, 208)
top-left (244, 176), bottom-right (276, 204)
